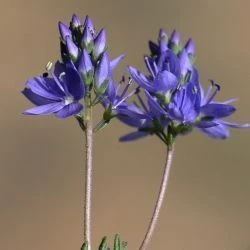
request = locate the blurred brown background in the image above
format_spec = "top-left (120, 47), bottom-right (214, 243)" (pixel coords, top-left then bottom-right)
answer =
top-left (1, 0), bottom-right (250, 249)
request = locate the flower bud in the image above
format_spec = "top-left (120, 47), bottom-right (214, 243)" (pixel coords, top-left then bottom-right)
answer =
top-left (169, 30), bottom-right (181, 54)
top-left (94, 53), bottom-right (110, 94)
top-left (82, 26), bottom-right (94, 53)
top-left (78, 49), bottom-right (94, 85)
top-left (185, 39), bottom-right (195, 56)
top-left (184, 38), bottom-right (195, 65)
top-left (66, 36), bottom-right (79, 62)
top-left (179, 50), bottom-right (192, 81)
top-left (158, 29), bottom-right (168, 43)
top-left (93, 29), bottom-right (107, 61)
top-left (58, 22), bottom-right (71, 40)
top-left (83, 15), bottom-right (95, 36)
top-left (169, 30), bottom-right (180, 45)
top-left (158, 29), bottom-right (168, 53)
top-left (71, 14), bottom-right (83, 29)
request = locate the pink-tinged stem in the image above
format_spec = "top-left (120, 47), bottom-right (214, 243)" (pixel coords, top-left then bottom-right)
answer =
top-left (139, 144), bottom-right (175, 250)
top-left (84, 108), bottom-right (93, 250)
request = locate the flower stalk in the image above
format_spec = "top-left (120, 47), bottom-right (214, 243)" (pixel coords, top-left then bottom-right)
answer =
top-left (139, 143), bottom-right (175, 250)
top-left (84, 105), bottom-right (93, 250)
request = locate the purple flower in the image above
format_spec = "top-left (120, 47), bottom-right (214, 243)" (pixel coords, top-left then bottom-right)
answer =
top-left (22, 64), bottom-right (84, 118)
top-left (128, 30), bottom-right (195, 101)
top-left (93, 54), bottom-right (145, 131)
top-left (125, 68), bottom-right (249, 142)
top-left (168, 70), bottom-right (240, 138)
top-left (119, 89), bottom-right (169, 142)
top-left (123, 28), bottom-right (249, 143)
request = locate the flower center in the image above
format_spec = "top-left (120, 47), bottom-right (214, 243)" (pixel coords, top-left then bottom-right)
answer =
top-left (64, 96), bottom-right (74, 105)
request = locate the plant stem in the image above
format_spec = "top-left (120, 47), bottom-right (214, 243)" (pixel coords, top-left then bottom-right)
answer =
top-left (139, 144), bottom-right (175, 250)
top-left (84, 108), bottom-right (93, 250)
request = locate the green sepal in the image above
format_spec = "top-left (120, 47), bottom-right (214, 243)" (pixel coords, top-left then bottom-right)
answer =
top-left (103, 105), bottom-right (115, 122)
top-left (82, 70), bottom-right (94, 86)
top-left (81, 241), bottom-right (88, 250)
top-left (174, 123), bottom-right (192, 135)
top-left (155, 91), bottom-right (172, 105)
top-left (95, 79), bottom-right (109, 95)
top-left (82, 41), bottom-right (94, 54)
top-left (171, 43), bottom-right (182, 55)
top-left (69, 54), bottom-right (78, 63)
top-left (99, 236), bottom-right (108, 250)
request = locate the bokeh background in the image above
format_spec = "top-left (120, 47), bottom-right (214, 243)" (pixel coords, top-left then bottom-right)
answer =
top-left (1, 0), bottom-right (250, 249)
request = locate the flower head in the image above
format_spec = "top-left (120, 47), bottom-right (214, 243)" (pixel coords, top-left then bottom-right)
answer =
top-left (121, 30), bottom-right (250, 144)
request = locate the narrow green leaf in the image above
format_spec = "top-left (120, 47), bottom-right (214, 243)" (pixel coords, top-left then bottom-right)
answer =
top-left (99, 236), bottom-right (108, 250)
top-left (81, 241), bottom-right (88, 250)
top-left (114, 234), bottom-right (120, 250)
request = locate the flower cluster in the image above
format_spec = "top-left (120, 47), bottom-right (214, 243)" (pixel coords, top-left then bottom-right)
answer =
top-left (118, 29), bottom-right (249, 144)
top-left (22, 14), bottom-right (135, 124)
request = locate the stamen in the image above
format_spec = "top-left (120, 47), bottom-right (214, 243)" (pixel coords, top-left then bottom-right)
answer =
top-left (46, 61), bottom-right (53, 71)
top-left (115, 76), bottom-right (126, 96)
top-left (205, 80), bottom-right (220, 104)
top-left (45, 61), bottom-right (65, 93)
top-left (136, 93), bottom-right (149, 112)
top-left (145, 56), bottom-right (156, 77)
top-left (114, 86), bottom-right (139, 108)
top-left (120, 77), bottom-right (132, 99)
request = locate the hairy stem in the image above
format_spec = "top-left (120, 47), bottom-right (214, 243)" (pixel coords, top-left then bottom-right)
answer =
top-left (84, 108), bottom-right (93, 250)
top-left (139, 144), bottom-right (175, 250)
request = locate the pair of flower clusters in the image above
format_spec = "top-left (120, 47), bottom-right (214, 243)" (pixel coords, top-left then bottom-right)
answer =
top-left (23, 14), bottom-right (249, 144)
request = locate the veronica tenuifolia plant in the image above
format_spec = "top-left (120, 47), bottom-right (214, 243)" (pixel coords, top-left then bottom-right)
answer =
top-left (22, 13), bottom-right (250, 250)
